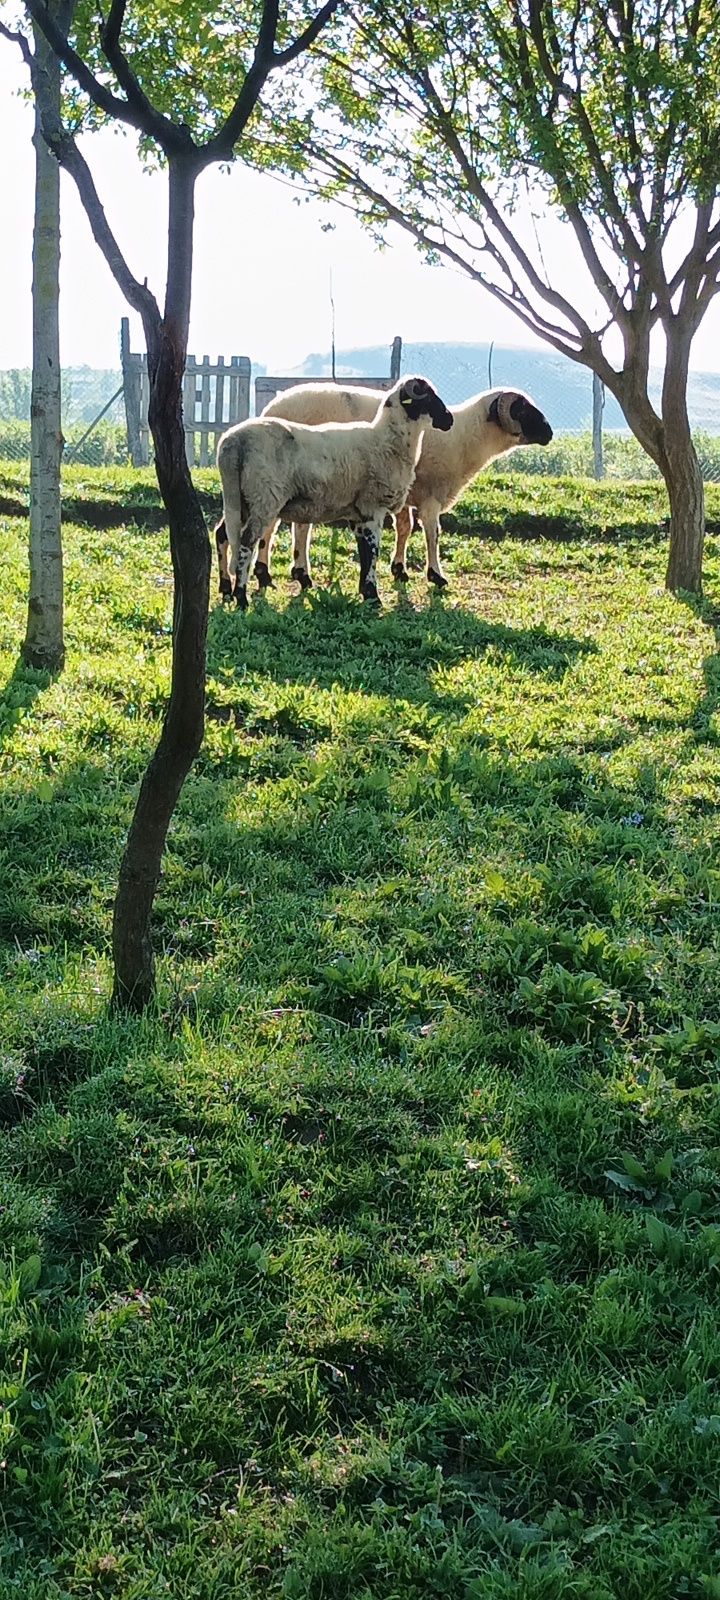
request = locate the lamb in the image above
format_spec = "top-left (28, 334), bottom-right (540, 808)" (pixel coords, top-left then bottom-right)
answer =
top-left (253, 383), bottom-right (553, 591)
top-left (214, 376), bottom-right (453, 610)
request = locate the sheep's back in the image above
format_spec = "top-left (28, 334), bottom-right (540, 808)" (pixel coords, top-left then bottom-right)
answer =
top-left (263, 384), bottom-right (385, 427)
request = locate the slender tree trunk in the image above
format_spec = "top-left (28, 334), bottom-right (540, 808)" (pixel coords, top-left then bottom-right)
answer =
top-left (661, 320), bottom-right (705, 595)
top-left (112, 158), bottom-right (211, 1011)
top-left (23, 19), bottom-right (64, 672)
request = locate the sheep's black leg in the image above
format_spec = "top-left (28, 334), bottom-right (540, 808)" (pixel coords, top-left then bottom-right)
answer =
top-left (357, 523), bottom-right (381, 603)
top-left (254, 532), bottom-right (275, 590)
top-left (290, 523), bottom-right (313, 590)
top-left (234, 532), bottom-right (258, 611)
top-left (424, 511), bottom-right (449, 589)
top-left (390, 507), bottom-right (412, 583)
top-left (215, 519), bottom-right (233, 599)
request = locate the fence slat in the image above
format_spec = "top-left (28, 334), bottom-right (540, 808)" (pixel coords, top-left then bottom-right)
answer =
top-left (228, 356), bottom-right (241, 427)
top-left (119, 327), bottom-right (251, 465)
top-left (199, 356), bottom-right (211, 467)
top-left (139, 364), bottom-right (150, 465)
top-left (214, 355), bottom-right (226, 458)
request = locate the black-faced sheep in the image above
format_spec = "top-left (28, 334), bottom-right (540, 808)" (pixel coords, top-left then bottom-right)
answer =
top-left (256, 384), bottom-right (553, 589)
top-left (214, 376), bottom-right (453, 610)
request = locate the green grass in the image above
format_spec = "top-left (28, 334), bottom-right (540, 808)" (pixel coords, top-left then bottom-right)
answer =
top-left (1, 466), bottom-right (720, 1599)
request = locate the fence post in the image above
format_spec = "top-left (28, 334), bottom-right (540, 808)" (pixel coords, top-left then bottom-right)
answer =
top-left (120, 317), bottom-right (143, 467)
top-left (592, 372), bottom-right (605, 479)
top-left (390, 336), bottom-right (402, 380)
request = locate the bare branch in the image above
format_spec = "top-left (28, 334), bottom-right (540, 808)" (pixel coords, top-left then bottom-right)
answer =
top-left (97, 0), bottom-right (192, 152)
top-left (201, 0), bottom-right (340, 163)
top-left (0, 17), bottom-right (33, 68)
top-left (274, 0), bottom-right (340, 66)
top-left (308, 142), bottom-right (622, 382)
top-left (413, 57), bottom-right (625, 338)
top-left (45, 116), bottom-right (161, 338)
top-left (24, 0), bottom-right (188, 150)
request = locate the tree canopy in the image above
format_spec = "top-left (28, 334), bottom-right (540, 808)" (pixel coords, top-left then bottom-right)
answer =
top-left (280, 2), bottom-right (717, 372)
top-left (264, 0), bottom-right (719, 590)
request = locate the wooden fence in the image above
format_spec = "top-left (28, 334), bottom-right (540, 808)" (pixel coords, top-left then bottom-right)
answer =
top-left (120, 319), bottom-right (251, 468)
top-left (120, 324), bottom-right (403, 468)
top-left (255, 336), bottom-right (402, 414)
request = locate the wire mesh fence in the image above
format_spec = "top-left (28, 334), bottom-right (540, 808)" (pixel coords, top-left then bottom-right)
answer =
top-left (2, 348), bottom-right (720, 479)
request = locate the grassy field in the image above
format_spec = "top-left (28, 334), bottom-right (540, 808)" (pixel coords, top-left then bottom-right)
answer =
top-left (1, 462), bottom-right (720, 1599)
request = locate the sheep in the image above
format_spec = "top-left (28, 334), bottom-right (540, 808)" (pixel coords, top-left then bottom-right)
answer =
top-left (214, 375), bottom-right (453, 610)
top-left (252, 383), bottom-right (553, 591)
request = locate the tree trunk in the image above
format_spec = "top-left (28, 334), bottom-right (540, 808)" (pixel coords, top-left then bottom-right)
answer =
top-left (661, 321), bottom-right (705, 595)
top-left (23, 19), bottom-right (65, 673)
top-left (112, 159), bottom-right (211, 1012)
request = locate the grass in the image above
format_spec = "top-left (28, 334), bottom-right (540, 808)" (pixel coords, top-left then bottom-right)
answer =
top-left (1, 464), bottom-right (720, 1598)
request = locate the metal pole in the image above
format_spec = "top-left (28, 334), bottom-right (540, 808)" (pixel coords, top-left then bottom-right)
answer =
top-left (65, 383), bottom-right (125, 462)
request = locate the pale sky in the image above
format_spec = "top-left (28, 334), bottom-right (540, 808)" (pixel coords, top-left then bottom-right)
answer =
top-left (1, 41), bottom-right (719, 377)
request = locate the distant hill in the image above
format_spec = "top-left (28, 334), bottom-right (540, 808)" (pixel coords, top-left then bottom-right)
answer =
top-left (290, 342), bottom-right (720, 434)
top-left (3, 346), bottom-right (719, 434)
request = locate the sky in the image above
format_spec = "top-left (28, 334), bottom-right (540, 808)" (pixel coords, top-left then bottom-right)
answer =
top-left (2, 42), bottom-right (720, 379)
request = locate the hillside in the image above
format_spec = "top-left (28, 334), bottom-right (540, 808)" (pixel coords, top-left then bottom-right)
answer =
top-left (292, 341), bottom-right (720, 433)
top-left (3, 345), bottom-right (719, 434)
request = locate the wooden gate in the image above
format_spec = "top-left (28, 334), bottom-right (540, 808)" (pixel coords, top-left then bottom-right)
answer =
top-left (120, 319), bottom-right (251, 468)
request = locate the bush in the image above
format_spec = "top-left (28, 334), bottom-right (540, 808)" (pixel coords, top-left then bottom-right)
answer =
top-left (0, 420), bottom-right (129, 468)
top-left (493, 429), bottom-right (720, 481)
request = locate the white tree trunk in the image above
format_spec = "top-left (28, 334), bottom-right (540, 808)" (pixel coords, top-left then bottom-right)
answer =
top-left (23, 21), bottom-right (64, 672)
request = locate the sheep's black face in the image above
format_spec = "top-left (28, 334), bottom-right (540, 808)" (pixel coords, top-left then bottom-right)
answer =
top-left (509, 395), bottom-right (553, 446)
top-left (397, 377), bottom-right (454, 431)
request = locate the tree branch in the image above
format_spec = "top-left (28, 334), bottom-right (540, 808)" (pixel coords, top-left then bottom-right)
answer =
top-left (309, 142), bottom-right (620, 382)
top-left (24, 0), bottom-right (149, 129)
top-left (274, 0), bottom-right (340, 66)
top-left (98, 0), bottom-right (193, 153)
top-left (0, 17), bottom-right (33, 68)
top-left (44, 117), bottom-right (161, 339)
top-left (201, 0), bottom-right (339, 164)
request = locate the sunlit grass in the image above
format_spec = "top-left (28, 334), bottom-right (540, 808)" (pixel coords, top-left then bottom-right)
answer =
top-left (1, 470), bottom-right (719, 1598)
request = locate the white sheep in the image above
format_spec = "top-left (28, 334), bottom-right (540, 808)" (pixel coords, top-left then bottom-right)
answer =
top-left (254, 384), bottom-right (553, 590)
top-left (214, 376), bottom-right (453, 609)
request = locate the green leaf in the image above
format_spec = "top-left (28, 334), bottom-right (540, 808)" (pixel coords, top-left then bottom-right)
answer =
top-left (622, 1151), bottom-right (649, 1181)
top-left (605, 1168), bottom-right (647, 1193)
top-left (653, 1150), bottom-right (674, 1183)
top-left (18, 1254), bottom-right (42, 1296)
top-left (37, 779), bottom-right (53, 803)
top-left (482, 1295), bottom-right (524, 1316)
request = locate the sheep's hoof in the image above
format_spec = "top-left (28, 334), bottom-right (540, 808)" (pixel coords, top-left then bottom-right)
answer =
top-left (291, 566), bottom-right (313, 591)
top-left (391, 561), bottom-right (410, 583)
top-left (235, 587), bottom-right (248, 611)
top-left (219, 577), bottom-right (233, 599)
top-left (427, 568), bottom-right (449, 590)
top-left (255, 562), bottom-right (275, 590)
top-left (361, 582), bottom-right (381, 604)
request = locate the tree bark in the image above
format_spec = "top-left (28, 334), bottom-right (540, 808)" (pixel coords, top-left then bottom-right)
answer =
top-left (23, 18), bottom-right (65, 673)
top-left (112, 158), bottom-right (211, 1012)
top-left (660, 320), bottom-right (705, 595)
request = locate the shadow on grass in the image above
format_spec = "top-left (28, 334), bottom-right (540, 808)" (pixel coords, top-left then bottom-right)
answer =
top-left (681, 592), bottom-right (720, 746)
top-left (207, 586), bottom-right (597, 714)
top-left (0, 655), bottom-right (59, 755)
